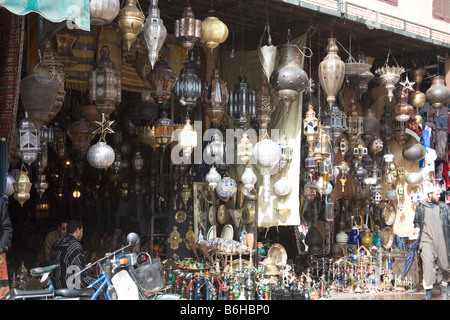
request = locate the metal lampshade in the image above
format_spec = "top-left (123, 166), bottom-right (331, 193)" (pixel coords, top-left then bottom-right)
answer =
top-left (143, 0), bottom-right (166, 67)
top-left (229, 74), bottom-right (256, 130)
top-left (175, 6), bottom-right (201, 53)
top-left (147, 57), bottom-right (177, 105)
top-left (175, 60), bottom-right (202, 114)
top-left (117, 0), bottom-right (145, 51)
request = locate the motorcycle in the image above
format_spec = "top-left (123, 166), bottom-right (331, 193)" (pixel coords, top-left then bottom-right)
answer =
top-left (4, 232), bottom-right (179, 300)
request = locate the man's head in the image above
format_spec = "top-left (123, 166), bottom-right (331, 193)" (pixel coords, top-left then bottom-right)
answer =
top-left (66, 219), bottom-right (83, 241)
top-left (426, 185), bottom-right (442, 204)
top-left (58, 219), bottom-right (68, 237)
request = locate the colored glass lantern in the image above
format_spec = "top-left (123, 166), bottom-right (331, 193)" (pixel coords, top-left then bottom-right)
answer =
top-left (229, 73), bottom-right (256, 130)
top-left (147, 57), bottom-right (177, 105)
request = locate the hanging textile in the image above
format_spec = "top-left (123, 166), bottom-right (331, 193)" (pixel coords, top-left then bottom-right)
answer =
top-left (0, 0), bottom-right (90, 31)
top-left (97, 28), bottom-right (122, 71)
top-left (121, 40), bottom-right (149, 93)
top-left (65, 32), bottom-right (94, 91)
top-left (221, 33), bottom-right (307, 228)
top-left (0, 9), bottom-right (24, 164)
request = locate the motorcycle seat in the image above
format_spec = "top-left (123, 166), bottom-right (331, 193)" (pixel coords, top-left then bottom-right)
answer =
top-left (4, 288), bottom-right (54, 300)
top-left (54, 287), bottom-right (96, 298)
top-left (30, 264), bottom-right (60, 276)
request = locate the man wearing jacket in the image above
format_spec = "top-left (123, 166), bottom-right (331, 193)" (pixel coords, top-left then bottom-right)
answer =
top-left (414, 185), bottom-right (450, 300)
top-left (0, 199), bottom-right (13, 299)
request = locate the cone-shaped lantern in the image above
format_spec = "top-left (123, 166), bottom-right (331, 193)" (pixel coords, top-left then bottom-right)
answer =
top-left (117, 0), bottom-right (145, 51)
top-left (143, 0), bottom-right (167, 68)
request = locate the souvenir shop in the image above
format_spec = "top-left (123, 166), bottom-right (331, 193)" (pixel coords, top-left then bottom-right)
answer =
top-left (0, 0), bottom-right (449, 300)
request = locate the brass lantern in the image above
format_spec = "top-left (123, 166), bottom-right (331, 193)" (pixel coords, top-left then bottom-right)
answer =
top-left (394, 90), bottom-right (414, 122)
top-left (147, 57), bottom-right (177, 105)
top-left (143, 0), bottom-right (166, 68)
top-left (303, 103), bottom-right (319, 150)
top-left (256, 77), bottom-right (274, 132)
top-left (117, 0), bottom-right (145, 51)
top-left (314, 124), bottom-right (331, 163)
top-left (202, 68), bottom-right (229, 126)
top-left (175, 60), bottom-right (202, 114)
top-left (178, 117), bottom-right (197, 158)
top-left (229, 73), bottom-right (256, 130)
top-left (13, 171), bottom-right (32, 207)
top-left (89, 46), bottom-right (121, 119)
top-left (18, 112), bottom-right (40, 165)
top-left (375, 56), bottom-right (405, 102)
top-left (175, 6), bottom-right (202, 53)
top-left (347, 102), bottom-right (364, 147)
top-left (318, 38), bottom-right (346, 108)
top-left (201, 12), bottom-right (228, 50)
top-left (425, 75), bottom-right (450, 112)
top-left (67, 120), bottom-right (97, 152)
top-left (409, 68), bottom-right (426, 109)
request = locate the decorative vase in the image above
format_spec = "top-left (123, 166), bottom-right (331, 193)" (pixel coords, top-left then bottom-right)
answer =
top-left (349, 226), bottom-right (360, 245)
top-left (425, 75), bottom-right (450, 112)
top-left (361, 230), bottom-right (374, 246)
top-left (270, 44), bottom-right (308, 111)
top-left (335, 230), bottom-right (348, 246)
top-left (318, 38), bottom-right (345, 108)
top-left (217, 177), bottom-right (237, 198)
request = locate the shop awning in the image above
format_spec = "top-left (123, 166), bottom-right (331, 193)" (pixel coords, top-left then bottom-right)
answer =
top-left (0, 0), bottom-right (90, 31)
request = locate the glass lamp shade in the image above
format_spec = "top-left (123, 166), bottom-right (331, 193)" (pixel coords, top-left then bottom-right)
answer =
top-left (175, 6), bottom-right (202, 52)
top-left (217, 177), bottom-right (237, 198)
top-left (90, 0), bottom-right (120, 26)
top-left (5, 173), bottom-right (15, 197)
top-left (19, 112), bottom-right (40, 165)
top-left (179, 118), bottom-right (197, 158)
top-left (347, 103), bottom-right (364, 137)
top-left (131, 151), bottom-right (145, 173)
top-left (273, 176), bottom-right (292, 196)
top-left (175, 61), bottom-right (202, 113)
top-left (314, 124), bottom-right (331, 163)
top-left (202, 69), bottom-right (229, 125)
top-left (205, 133), bottom-right (225, 165)
top-left (205, 166), bottom-right (221, 190)
top-left (87, 141), bottom-right (116, 169)
top-left (278, 134), bottom-right (292, 169)
top-left (237, 133), bottom-right (252, 164)
top-left (13, 171), bottom-right (32, 207)
top-left (147, 58), bottom-right (177, 105)
top-left (253, 137), bottom-right (281, 168)
top-left (89, 46), bottom-right (121, 118)
top-left (154, 116), bottom-right (174, 147)
top-left (143, 0), bottom-right (166, 68)
top-left (305, 152), bottom-right (318, 171)
top-left (201, 14), bottom-right (228, 50)
top-left (303, 103), bottom-right (319, 148)
top-left (229, 74), bottom-right (256, 130)
top-left (330, 104), bottom-right (347, 138)
top-left (34, 173), bottom-right (49, 198)
top-left (117, 0), bottom-right (145, 51)
top-left (113, 153), bottom-right (123, 173)
top-left (304, 178), bottom-right (317, 199)
top-left (241, 166), bottom-right (257, 191)
top-left (353, 143), bottom-right (368, 161)
top-left (384, 152), bottom-right (395, 163)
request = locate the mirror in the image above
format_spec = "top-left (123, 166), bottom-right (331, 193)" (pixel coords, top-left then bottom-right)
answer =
top-left (127, 232), bottom-right (140, 245)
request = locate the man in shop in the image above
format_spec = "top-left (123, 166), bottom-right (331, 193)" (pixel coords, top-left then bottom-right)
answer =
top-left (0, 199), bottom-right (12, 258)
top-left (50, 219), bottom-right (97, 290)
top-left (413, 184), bottom-right (450, 300)
top-left (35, 218), bottom-right (68, 267)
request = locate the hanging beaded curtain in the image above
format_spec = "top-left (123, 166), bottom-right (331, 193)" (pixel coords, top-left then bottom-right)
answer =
top-left (221, 33), bottom-right (307, 227)
top-left (0, 9), bottom-right (24, 164)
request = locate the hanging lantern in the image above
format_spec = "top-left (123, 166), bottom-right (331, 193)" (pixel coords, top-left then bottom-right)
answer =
top-left (339, 136), bottom-right (349, 158)
top-left (154, 115), bottom-right (174, 148)
top-left (253, 134), bottom-right (282, 202)
top-left (206, 166), bottom-right (221, 190)
top-left (241, 166), bottom-right (257, 192)
top-left (362, 107), bottom-right (380, 147)
top-left (384, 152), bottom-right (395, 164)
top-left (237, 133), bottom-right (253, 165)
top-left (304, 175), bottom-right (317, 199)
top-left (256, 77), bottom-right (274, 132)
top-left (305, 151), bottom-right (318, 172)
top-left (278, 133), bottom-right (292, 169)
top-left (346, 102), bottom-right (364, 147)
top-left (270, 44), bottom-right (308, 111)
top-left (229, 73), bottom-right (256, 130)
top-left (353, 141), bottom-right (368, 162)
top-left (175, 60), bottom-right (202, 114)
top-left (303, 103), bottom-right (319, 150)
top-left (34, 173), bottom-right (49, 198)
top-left (131, 151), bottom-right (145, 174)
top-left (425, 75), bottom-right (450, 112)
top-left (117, 0), bottom-right (145, 51)
top-left (205, 133), bottom-right (225, 165)
top-left (201, 11), bottom-right (228, 50)
top-left (318, 38), bottom-right (346, 108)
top-left (41, 41), bottom-right (66, 122)
top-left (175, 6), bottom-right (202, 53)
top-left (179, 117), bottom-right (197, 158)
top-left (5, 173), bottom-right (15, 197)
top-left (217, 176), bottom-right (237, 198)
top-left (67, 120), bottom-right (97, 151)
top-left (314, 124), bottom-right (331, 163)
top-left (18, 112), bottom-right (40, 165)
top-left (143, 0), bottom-right (167, 68)
top-left (147, 57), bottom-right (177, 105)
top-left (20, 63), bottom-right (59, 131)
top-left (87, 114), bottom-right (116, 169)
top-left (202, 68), bottom-right (229, 126)
top-left (90, 0), bottom-right (120, 26)
top-left (375, 57), bottom-right (405, 102)
top-left (394, 90), bottom-right (414, 122)
top-left (89, 46), bottom-right (121, 119)
top-left (13, 171), bottom-right (32, 207)
top-left (409, 68), bottom-right (426, 109)
top-left (330, 104), bottom-right (347, 140)
top-left (380, 104), bottom-right (395, 149)
top-left (394, 120), bottom-right (409, 146)
top-left (273, 176), bottom-right (292, 197)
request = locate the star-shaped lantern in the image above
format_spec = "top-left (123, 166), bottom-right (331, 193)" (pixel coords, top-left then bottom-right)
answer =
top-left (399, 76), bottom-right (415, 93)
top-left (93, 112), bottom-right (115, 141)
